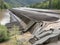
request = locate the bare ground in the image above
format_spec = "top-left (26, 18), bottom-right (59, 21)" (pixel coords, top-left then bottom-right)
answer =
top-left (0, 32), bottom-right (32, 45)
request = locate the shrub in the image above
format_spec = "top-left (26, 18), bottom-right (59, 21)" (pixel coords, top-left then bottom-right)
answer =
top-left (0, 25), bottom-right (9, 42)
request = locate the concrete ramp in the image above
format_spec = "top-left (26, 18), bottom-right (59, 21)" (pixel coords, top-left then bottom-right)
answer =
top-left (9, 8), bottom-right (60, 45)
top-left (10, 8), bottom-right (60, 22)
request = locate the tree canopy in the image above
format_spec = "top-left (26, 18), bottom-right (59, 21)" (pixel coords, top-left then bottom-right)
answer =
top-left (29, 0), bottom-right (60, 9)
top-left (0, 0), bottom-right (11, 9)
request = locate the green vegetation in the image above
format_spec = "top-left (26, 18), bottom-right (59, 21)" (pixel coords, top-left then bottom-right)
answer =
top-left (0, 24), bottom-right (30, 45)
top-left (4, 0), bottom-right (43, 7)
top-left (9, 25), bottom-right (20, 36)
top-left (0, 0), bottom-right (11, 9)
top-left (0, 25), bottom-right (9, 42)
top-left (29, 0), bottom-right (60, 9)
top-left (9, 25), bottom-right (20, 45)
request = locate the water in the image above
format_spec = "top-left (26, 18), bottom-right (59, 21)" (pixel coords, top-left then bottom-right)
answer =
top-left (0, 9), bottom-right (27, 30)
top-left (0, 10), bottom-right (10, 25)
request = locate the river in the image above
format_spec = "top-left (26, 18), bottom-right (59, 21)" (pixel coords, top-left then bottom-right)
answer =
top-left (0, 10), bottom-right (10, 25)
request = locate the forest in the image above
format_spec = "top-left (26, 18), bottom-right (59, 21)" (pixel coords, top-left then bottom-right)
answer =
top-left (0, 0), bottom-right (60, 9)
top-left (29, 0), bottom-right (60, 9)
top-left (0, 0), bottom-right (11, 9)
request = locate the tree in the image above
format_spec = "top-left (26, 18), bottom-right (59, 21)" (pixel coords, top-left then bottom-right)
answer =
top-left (29, 0), bottom-right (60, 9)
top-left (0, 0), bottom-right (10, 9)
top-left (0, 25), bottom-right (10, 42)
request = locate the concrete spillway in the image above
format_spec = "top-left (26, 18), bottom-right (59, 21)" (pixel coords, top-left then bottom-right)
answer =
top-left (10, 7), bottom-right (60, 45)
top-left (10, 7), bottom-right (60, 22)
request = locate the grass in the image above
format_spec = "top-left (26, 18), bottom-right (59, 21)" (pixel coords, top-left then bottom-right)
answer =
top-left (0, 32), bottom-right (32, 45)
top-left (0, 25), bottom-right (32, 45)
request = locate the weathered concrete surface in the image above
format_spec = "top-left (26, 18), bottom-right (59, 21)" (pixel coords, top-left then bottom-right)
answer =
top-left (29, 21), bottom-right (60, 45)
top-left (9, 8), bottom-right (60, 45)
top-left (43, 21), bottom-right (60, 30)
top-left (10, 8), bottom-right (60, 22)
top-left (46, 41), bottom-right (60, 45)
